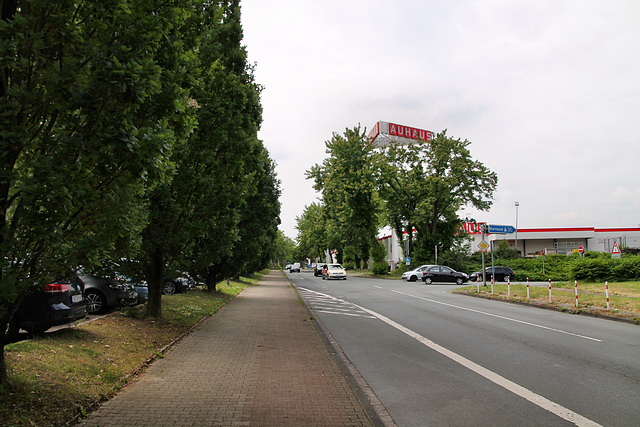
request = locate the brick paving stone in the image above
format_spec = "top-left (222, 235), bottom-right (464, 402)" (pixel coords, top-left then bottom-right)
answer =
top-left (77, 271), bottom-right (379, 426)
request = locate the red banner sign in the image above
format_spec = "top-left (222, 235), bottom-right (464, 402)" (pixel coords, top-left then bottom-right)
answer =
top-left (388, 122), bottom-right (435, 141)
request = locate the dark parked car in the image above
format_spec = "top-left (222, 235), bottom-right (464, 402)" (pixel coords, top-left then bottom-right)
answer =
top-left (79, 273), bottom-right (139, 314)
top-left (289, 263), bottom-right (301, 273)
top-left (5, 276), bottom-right (87, 343)
top-left (422, 265), bottom-right (468, 285)
top-left (469, 266), bottom-right (515, 282)
top-left (133, 283), bottom-right (148, 304)
top-left (163, 277), bottom-right (191, 295)
top-left (314, 265), bottom-right (325, 277)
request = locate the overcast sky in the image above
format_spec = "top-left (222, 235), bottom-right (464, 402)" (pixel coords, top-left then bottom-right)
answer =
top-left (241, 0), bottom-right (640, 240)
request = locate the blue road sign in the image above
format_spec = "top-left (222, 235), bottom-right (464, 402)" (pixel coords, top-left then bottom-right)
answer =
top-left (488, 224), bottom-right (516, 234)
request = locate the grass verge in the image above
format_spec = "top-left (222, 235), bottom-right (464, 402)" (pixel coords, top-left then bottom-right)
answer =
top-left (1, 272), bottom-right (265, 426)
top-left (454, 281), bottom-right (640, 324)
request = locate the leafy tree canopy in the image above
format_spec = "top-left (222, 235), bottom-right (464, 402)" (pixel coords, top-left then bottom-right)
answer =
top-left (376, 130), bottom-right (497, 264)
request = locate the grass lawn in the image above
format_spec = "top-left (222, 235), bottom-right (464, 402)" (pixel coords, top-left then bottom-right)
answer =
top-left (455, 281), bottom-right (640, 323)
top-left (1, 273), bottom-right (264, 426)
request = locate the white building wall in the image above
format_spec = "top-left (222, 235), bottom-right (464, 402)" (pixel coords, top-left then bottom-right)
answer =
top-left (383, 226), bottom-right (640, 260)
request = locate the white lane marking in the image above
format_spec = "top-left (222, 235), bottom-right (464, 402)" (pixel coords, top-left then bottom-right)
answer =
top-left (298, 288), bottom-right (376, 319)
top-left (356, 304), bottom-right (602, 427)
top-left (390, 289), bottom-right (602, 342)
top-left (316, 310), bottom-right (376, 318)
top-left (300, 287), bottom-right (602, 427)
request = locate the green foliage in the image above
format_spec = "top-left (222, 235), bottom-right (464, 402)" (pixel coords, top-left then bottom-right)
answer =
top-left (437, 240), bottom-right (473, 273)
top-left (138, 1), bottom-right (280, 306)
top-left (342, 261), bottom-right (356, 271)
top-left (572, 256), bottom-right (640, 282)
top-left (464, 251), bottom-right (640, 283)
top-left (306, 126), bottom-right (380, 267)
top-left (372, 261), bottom-right (390, 276)
top-left (295, 203), bottom-right (327, 260)
top-left (376, 131), bottom-right (497, 264)
top-left (270, 231), bottom-right (296, 267)
top-left (0, 0), bottom-right (280, 386)
top-left (494, 240), bottom-right (518, 259)
top-left (0, 0), bottom-right (194, 382)
top-left (369, 241), bottom-right (387, 263)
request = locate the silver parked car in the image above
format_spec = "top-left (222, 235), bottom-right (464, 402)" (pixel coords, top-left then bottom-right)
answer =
top-left (401, 265), bottom-right (432, 282)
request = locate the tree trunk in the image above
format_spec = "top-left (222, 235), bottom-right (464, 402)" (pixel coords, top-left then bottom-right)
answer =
top-left (145, 249), bottom-right (165, 319)
top-left (0, 323), bottom-right (10, 387)
top-left (204, 267), bottom-right (218, 293)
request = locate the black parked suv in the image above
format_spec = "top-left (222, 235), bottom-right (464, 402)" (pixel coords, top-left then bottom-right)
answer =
top-left (5, 276), bottom-right (87, 343)
top-left (469, 266), bottom-right (515, 282)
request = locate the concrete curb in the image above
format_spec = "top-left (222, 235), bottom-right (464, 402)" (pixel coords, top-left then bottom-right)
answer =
top-left (286, 273), bottom-right (398, 427)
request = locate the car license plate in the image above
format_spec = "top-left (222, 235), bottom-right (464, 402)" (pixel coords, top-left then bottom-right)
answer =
top-left (72, 294), bottom-right (82, 303)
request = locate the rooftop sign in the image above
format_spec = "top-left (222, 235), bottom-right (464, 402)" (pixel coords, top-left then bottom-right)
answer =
top-left (368, 121), bottom-right (435, 147)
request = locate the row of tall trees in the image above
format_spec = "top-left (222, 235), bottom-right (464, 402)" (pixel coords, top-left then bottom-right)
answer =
top-left (301, 126), bottom-right (497, 267)
top-left (0, 0), bottom-right (280, 386)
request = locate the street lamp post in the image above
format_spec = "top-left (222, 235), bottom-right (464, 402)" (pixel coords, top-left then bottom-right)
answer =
top-left (515, 201), bottom-right (520, 257)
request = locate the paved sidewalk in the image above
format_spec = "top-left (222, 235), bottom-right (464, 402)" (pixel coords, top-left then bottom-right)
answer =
top-left (78, 270), bottom-right (377, 426)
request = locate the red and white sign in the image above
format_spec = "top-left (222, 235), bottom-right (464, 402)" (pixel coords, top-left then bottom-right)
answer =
top-left (611, 241), bottom-right (621, 257)
top-left (459, 221), bottom-right (487, 235)
top-left (368, 121), bottom-right (435, 146)
top-left (578, 246), bottom-right (584, 254)
top-left (387, 122), bottom-right (435, 141)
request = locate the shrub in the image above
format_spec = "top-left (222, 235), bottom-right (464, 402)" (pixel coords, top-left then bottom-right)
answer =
top-left (572, 258), bottom-right (615, 282)
top-left (372, 261), bottom-right (389, 276)
top-left (370, 241), bottom-right (387, 263)
top-left (342, 261), bottom-right (356, 271)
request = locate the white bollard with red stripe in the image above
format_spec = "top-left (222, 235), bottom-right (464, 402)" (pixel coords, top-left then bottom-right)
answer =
top-left (574, 280), bottom-right (578, 308)
top-left (548, 279), bottom-right (552, 303)
top-left (605, 281), bottom-right (610, 310)
top-left (491, 275), bottom-right (494, 295)
top-left (507, 276), bottom-right (511, 297)
top-left (526, 277), bottom-right (530, 300)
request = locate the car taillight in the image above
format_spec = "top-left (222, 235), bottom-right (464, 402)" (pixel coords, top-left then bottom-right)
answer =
top-left (43, 283), bottom-right (71, 293)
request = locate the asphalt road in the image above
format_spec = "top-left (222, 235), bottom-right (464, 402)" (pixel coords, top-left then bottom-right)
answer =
top-left (287, 271), bottom-right (640, 427)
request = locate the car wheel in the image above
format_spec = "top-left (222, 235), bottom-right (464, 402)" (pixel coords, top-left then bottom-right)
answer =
top-left (425, 277), bottom-right (433, 285)
top-left (343, 277), bottom-right (347, 280)
top-left (5, 315), bottom-right (20, 343)
top-left (163, 281), bottom-right (177, 295)
top-left (86, 290), bottom-right (107, 314)
top-left (502, 275), bottom-right (510, 282)
top-left (410, 275), bottom-right (417, 282)
top-left (456, 277), bottom-right (464, 285)
top-left (322, 276), bottom-right (325, 280)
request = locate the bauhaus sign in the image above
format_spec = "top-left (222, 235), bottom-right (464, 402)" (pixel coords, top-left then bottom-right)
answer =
top-left (387, 122), bottom-right (435, 141)
top-left (368, 121), bottom-right (435, 147)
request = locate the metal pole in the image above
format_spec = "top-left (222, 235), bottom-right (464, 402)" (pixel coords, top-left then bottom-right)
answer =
top-left (482, 225), bottom-right (487, 287)
top-left (515, 201), bottom-right (519, 257)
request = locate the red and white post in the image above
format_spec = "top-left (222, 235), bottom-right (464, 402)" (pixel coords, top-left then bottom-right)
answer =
top-left (526, 277), bottom-right (530, 300)
top-left (491, 275), bottom-right (494, 295)
top-left (605, 281), bottom-right (610, 310)
top-left (574, 280), bottom-right (578, 308)
top-left (507, 276), bottom-right (511, 297)
top-left (548, 279), bottom-right (552, 303)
